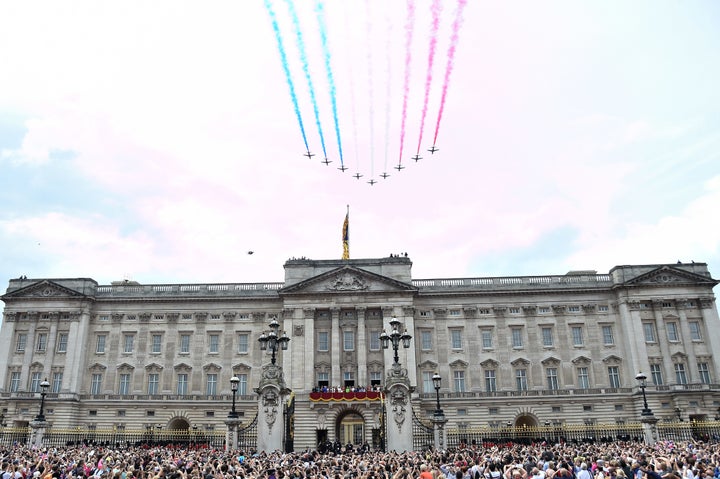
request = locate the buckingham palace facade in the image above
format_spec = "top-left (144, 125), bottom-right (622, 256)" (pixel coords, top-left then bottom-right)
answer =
top-left (1, 256), bottom-right (719, 449)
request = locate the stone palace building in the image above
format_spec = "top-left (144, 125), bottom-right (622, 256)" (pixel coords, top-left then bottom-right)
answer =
top-left (1, 256), bottom-right (719, 450)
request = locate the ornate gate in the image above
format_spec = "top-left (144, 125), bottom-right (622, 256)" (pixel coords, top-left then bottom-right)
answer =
top-left (238, 413), bottom-right (258, 451)
top-left (412, 408), bottom-right (434, 451)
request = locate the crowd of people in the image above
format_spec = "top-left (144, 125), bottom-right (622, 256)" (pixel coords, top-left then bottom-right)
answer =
top-left (2, 440), bottom-right (720, 479)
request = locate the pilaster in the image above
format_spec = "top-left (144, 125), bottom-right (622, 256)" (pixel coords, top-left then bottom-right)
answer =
top-left (356, 307), bottom-right (367, 386)
top-left (331, 308), bottom-right (340, 386)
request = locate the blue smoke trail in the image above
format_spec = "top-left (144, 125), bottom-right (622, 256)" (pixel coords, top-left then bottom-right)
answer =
top-left (285, 0), bottom-right (327, 159)
top-left (264, 0), bottom-right (309, 152)
top-left (315, 2), bottom-right (344, 165)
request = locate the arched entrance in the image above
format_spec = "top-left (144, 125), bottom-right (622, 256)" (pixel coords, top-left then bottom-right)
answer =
top-left (336, 410), bottom-right (365, 445)
top-left (512, 414), bottom-right (539, 444)
top-left (168, 417), bottom-right (190, 431)
top-left (514, 414), bottom-right (538, 428)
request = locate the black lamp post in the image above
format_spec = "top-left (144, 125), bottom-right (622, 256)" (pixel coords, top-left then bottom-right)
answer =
top-left (228, 376), bottom-right (240, 419)
top-left (635, 372), bottom-right (653, 416)
top-left (715, 407), bottom-right (720, 421)
top-left (379, 316), bottom-right (412, 365)
top-left (432, 372), bottom-right (443, 416)
top-left (258, 317), bottom-right (290, 365)
top-left (34, 378), bottom-right (50, 422)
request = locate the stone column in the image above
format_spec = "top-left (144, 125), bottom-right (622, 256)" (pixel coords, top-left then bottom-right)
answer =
top-left (384, 363), bottom-right (414, 452)
top-left (640, 414), bottom-right (659, 445)
top-left (675, 301), bottom-right (698, 379)
top-left (255, 363), bottom-right (291, 453)
top-left (651, 300), bottom-right (675, 381)
top-left (432, 412), bottom-right (448, 450)
top-left (698, 298), bottom-right (720, 376)
top-left (357, 307), bottom-right (367, 387)
top-left (331, 308), bottom-right (341, 387)
top-left (401, 306), bottom-right (417, 388)
top-left (303, 308), bottom-right (316, 391)
top-left (224, 418), bottom-right (241, 451)
top-left (29, 420), bottom-right (47, 447)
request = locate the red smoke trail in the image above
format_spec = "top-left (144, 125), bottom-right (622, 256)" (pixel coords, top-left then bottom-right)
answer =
top-left (415, 0), bottom-right (442, 155)
top-left (432, 0), bottom-right (468, 147)
top-left (397, 0), bottom-right (416, 166)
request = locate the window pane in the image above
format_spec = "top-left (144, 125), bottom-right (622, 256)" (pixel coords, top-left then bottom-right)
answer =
top-left (91, 374), bottom-right (103, 395)
top-left (602, 326), bottom-right (614, 345)
top-left (123, 335), bottom-right (134, 353)
top-left (36, 333), bottom-right (47, 351)
top-left (667, 323), bottom-right (679, 342)
top-left (542, 328), bottom-right (553, 347)
top-left (608, 366), bottom-right (620, 388)
top-left (206, 374), bottom-right (217, 395)
top-left (674, 364), bottom-right (687, 384)
top-left (96, 335), bottom-right (106, 353)
top-left (547, 368), bottom-right (558, 390)
top-left (571, 327), bottom-right (583, 346)
top-left (343, 331), bottom-right (355, 351)
top-left (512, 329), bottom-right (523, 348)
top-left (451, 330), bottom-right (462, 349)
top-left (643, 323), bottom-right (656, 342)
top-left (370, 330), bottom-right (381, 350)
top-left (10, 372), bottom-right (21, 392)
top-left (422, 371), bottom-right (433, 393)
top-left (421, 331), bottom-right (432, 350)
top-left (209, 334), bottom-right (219, 353)
top-left (238, 374), bottom-right (248, 395)
top-left (689, 322), bottom-right (702, 341)
top-left (485, 370), bottom-right (496, 392)
top-left (516, 369), bottom-right (527, 391)
top-left (453, 370), bottom-right (465, 392)
top-left (318, 332), bottom-right (329, 351)
top-left (180, 334), bottom-right (190, 353)
top-left (119, 373), bottom-right (131, 395)
top-left (16, 333), bottom-right (27, 352)
top-left (577, 367), bottom-right (589, 389)
top-left (148, 373), bottom-right (159, 395)
top-left (650, 364), bottom-right (663, 386)
top-left (177, 373), bottom-right (188, 395)
top-left (482, 330), bottom-right (493, 349)
top-left (152, 335), bottom-right (162, 353)
top-left (238, 334), bottom-right (249, 353)
top-left (57, 333), bottom-right (68, 353)
top-left (698, 363), bottom-right (711, 384)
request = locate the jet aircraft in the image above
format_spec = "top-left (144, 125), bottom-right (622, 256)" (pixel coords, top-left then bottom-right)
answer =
top-left (322, 157), bottom-right (332, 165)
top-left (304, 150), bottom-right (315, 159)
top-left (367, 179), bottom-right (377, 186)
top-left (394, 164), bottom-right (405, 171)
top-left (338, 165), bottom-right (348, 172)
top-left (412, 154), bottom-right (422, 162)
top-left (353, 173), bottom-right (363, 179)
top-left (428, 145), bottom-right (438, 154)
top-left (380, 172), bottom-right (390, 179)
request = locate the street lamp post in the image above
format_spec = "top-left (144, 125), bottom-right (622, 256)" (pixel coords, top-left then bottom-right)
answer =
top-left (258, 318), bottom-right (290, 365)
top-left (34, 378), bottom-right (50, 422)
top-left (635, 372), bottom-right (653, 416)
top-left (432, 372), bottom-right (443, 416)
top-left (379, 316), bottom-right (412, 365)
top-left (228, 376), bottom-right (240, 419)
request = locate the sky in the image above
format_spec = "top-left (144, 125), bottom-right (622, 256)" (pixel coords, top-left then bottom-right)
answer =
top-left (1, 1), bottom-right (719, 291)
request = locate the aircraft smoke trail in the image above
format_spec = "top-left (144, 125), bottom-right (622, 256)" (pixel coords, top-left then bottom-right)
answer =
top-left (263, 0), bottom-right (309, 152)
top-left (316, 2), bottom-right (345, 165)
top-left (342, 2), bottom-right (360, 171)
top-left (365, 0), bottom-right (375, 177)
top-left (285, 0), bottom-right (327, 158)
top-left (382, 6), bottom-right (394, 174)
top-left (415, 0), bottom-right (442, 154)
top-left (432, 0), bottom-right (468, 146)
top-left (397, 0), bottom-right (416, 165)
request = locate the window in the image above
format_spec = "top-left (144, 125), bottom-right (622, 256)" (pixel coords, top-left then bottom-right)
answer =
top-left (674, 363), bottom-right (687, 385)
top-left (96, 335), bottom-right (106, 353)
top-left (516, 369), bottom-right (528, 391)
top-left (52, 372), bottom-right (63, 393)
top-left (485, 370), bottom-right (497, 392)
top-left (177, 373), bottom-right (188, 395)
top-left (511, 328), bottom-right (523, 348)
top-left (152, 334), bottom-right (162, 353)
top-left (16, 333), bottom-right (27, 352)
top-left (481, 330), bottom-right (493, 349)
top-left (571, 327), bottom-right (584, 346)
top-left (180, 334), bottom-right (190, 354)
top-left (453, 370), bottom-right (466, 392)
top-left (238, 333), bottom-right (249, 353)
top-left (650, 364), bottom-right (663, 385)
top-left (123, 334), bottom-right (134, 353)
top-left (689, 322), bottom-right (702, 341)
top-left (343, 371), bottom-right (355, 387)
top-left (10, 372), bottom-right (21, 392)
top-left (30, 372), bottom-right (42, 392)
top-left (602, 325), bottom-right (614, 345)
top-left (422, 371), bottom-right (434, 393)
top-left (318, 332), bottom-right (329, 351)
top-left (343, 330), bottom-right (355, 351)
top-left (206, 374), bottom-right (217, 395)
top-left (237, 373), bottom-right (248, 395)
top-left (641, 323), bottom-right (655, 343)
top-left (370, 371), bottom-right (382, 386)
top-left (547, 368), bottom-right (559, 390)
top-left (449, 309), bottom-right (461, 316)
top-left (509, 307), bottom-right (520, 314)
top-left (698, 363), bottom-right (711, 384)
top-left (36, 333), bottom-right (48, 352)
top-left (662, 302), bottom-right (672, 308)
top-left (370, 330), bottom-right (381, 350)
top-left (420, 331), bottom-right (432, 350)
top-left (317, 372), bottom-right (329, 388)
top-left (667, 322), bottom-right (679, 342)
top-left (608, 366), bottom-right (620, 388)
top-left (57, 333), bottom-right (69, 353)
top-left (598, 305), bottom-right (609, 312)
top-left (539, 307), bottom-right (550, 313)
top-left (541, 327), bottom-right (553, 347)
top-left (91, 374), bottom-right (103, 395)
top-left (568, 306), bottom-right (580, 312)
top-left (148, 373), bottom-right (159, 395)
top-left (118, 373), bottom-right (131, 395)
top-left (209, 334), bottom-right (220, 353)
top-left (450, 329), bottom-right (462, 349)
top-left (577, 367), bottom-right (589, 389)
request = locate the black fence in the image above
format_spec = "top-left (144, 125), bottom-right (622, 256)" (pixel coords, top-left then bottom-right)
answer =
top-left (446, 421), bottom-right (720, 447)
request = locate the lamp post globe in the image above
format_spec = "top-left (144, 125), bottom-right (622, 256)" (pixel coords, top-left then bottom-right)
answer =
top-left (35, 378), bottom-right (50, 422)
top-left (635, 372), bottom-right (653, 416)
top-left (228, 376), bottom-right (240, 419)
top-left (381, 316), bottom-right (412, 365)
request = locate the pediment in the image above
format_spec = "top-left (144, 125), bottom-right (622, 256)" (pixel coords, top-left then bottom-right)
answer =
top-left (174, 362), bottom-right (192, 371)
top-left (623, 266), bottom-right (717, 287)
top-left (117, 363), bottom-right (135, 370)
top-left (572, 355), bottom-right (591, 365)
top-left (418, 360), bottom-right (438, 370)
top-left (145, 363), bottom-right (163, 371)
top-left (203, 362), bottom-right (222, 372)
top-left (449, 359), bottom-right (469, 368)
top-left (88, 362), bottom-right (107, 371)
top-left (279, 265), bottom-right (417, 295)
top-left (2, 280), bottom-right (89, 300)
top-left (541, 356), bottom-right (561, 366)
top-left (511, 357), bottom-right (530, 367)
top-left (602, 354), bottom-right (622, 365)
top-left (480, 359), bottom-right (499, 368)
top-left (233, 362), bottom-right (252, 372)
